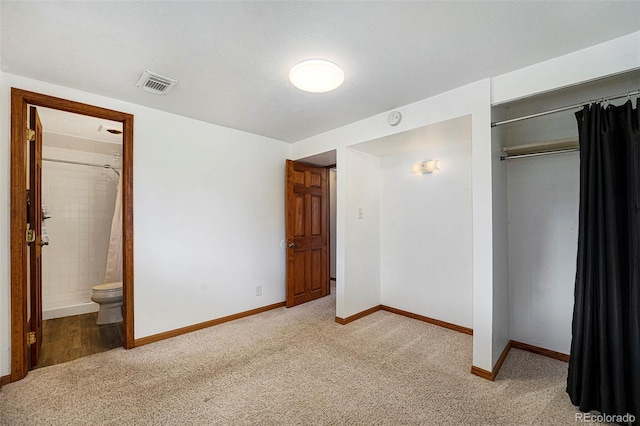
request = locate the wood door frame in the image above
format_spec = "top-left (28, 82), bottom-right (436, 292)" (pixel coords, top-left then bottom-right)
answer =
top-left (28, 106), bottom-right (43, 367)
top-left (326, 164), bottom-right (336, 286)
top-left (10, 88), bottom-right (135, 382)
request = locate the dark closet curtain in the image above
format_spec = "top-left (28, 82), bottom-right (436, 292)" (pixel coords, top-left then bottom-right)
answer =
top-left (567, 99), bottom-right (639, 420)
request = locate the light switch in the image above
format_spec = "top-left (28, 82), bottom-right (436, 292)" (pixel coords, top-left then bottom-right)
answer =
top-left (358, 208), bottom-right (363, 219)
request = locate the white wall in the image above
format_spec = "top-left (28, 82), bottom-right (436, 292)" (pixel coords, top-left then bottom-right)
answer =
top-left (492, 32), bottom-right (640, 105)
top-left (507, 153), bottom-right (579, 354)
top-left (0, 73), bottom-right (290, 376)
top-left (469, 82), bottom-right (497, 372)
top-left (379, 143), bottom-right (472, 328)
top-left (133, 110), bottom-right (288, 337)
top-left (339, 148), bottom-right (381, 318)
top-left (490, 126), bottom-right (510, 364)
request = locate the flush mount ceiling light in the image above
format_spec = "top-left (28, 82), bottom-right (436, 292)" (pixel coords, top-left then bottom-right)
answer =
top-left (289, 59), bottom-right (344, 93)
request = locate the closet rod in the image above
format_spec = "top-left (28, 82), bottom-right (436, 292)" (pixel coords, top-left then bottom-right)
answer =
top-left (500, 148), bottom-right (579, 161)
top-left (43, 157), bottom-right (120, 175)
top-left (492, 88), bottom-right (640, 127)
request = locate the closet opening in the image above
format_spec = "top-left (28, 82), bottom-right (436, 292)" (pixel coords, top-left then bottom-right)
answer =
top-left (491, 69), bottom-right (640, 359)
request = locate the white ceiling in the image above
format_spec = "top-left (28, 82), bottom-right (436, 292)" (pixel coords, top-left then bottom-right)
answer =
top-left (2, 2), bottom-right (639, 143)
top-left (37, 107), bottom-right (122, 144)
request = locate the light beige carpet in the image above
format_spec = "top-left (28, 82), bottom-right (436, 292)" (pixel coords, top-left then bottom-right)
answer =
top-left (1, 290), bottom-right (588, 425)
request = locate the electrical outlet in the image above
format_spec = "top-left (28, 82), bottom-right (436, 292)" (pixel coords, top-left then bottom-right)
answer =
top-left (256, 285), bottom-right (262, 296)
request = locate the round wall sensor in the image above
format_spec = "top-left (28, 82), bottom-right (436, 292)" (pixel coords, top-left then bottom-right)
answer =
top-left (388, 111), bottom-right (402, 126)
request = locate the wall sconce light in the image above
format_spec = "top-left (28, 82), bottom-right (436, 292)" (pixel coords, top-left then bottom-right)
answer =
top-left (412, 160), bottom-right (440, 174)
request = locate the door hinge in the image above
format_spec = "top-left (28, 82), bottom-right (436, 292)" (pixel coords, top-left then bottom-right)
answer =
top-left (26, 229), bottom-right (36, 244)
top-left (27, 331), bottom-right (36, 346)
top-left (26, 128), bottom-right (35, 142)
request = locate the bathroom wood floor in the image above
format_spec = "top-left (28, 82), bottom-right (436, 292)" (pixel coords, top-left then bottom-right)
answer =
top-left (34, 312), bottom-right (123, 369)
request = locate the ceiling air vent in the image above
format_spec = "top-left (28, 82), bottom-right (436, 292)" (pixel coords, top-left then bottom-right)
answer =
top-left (136, 70), bottom-right (178, 95)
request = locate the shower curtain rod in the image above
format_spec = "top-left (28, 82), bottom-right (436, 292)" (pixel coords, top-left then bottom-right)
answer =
top-left (491, 88), bottom-right (640, 127)
top-left (43, 157), bottom-right (120, 175)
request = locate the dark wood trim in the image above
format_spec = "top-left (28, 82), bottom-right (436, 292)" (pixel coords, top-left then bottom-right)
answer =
top-left (492, 340), bottom-right (512, 379)
top-left (121, 106), bottom-right (135, 350)
top-left (134, 302), bottom-right (286, 347)
top-left (380, 305), bottom-right (473, 335)
top-left (471, 340), bottom-right (569, 381)
top-left (335, 305), bottom-right (474, 335)
top-left (471, 340), bottom-right (512, 381)
top-left (10, 90), bottom-right (28, 382)
top-left (10, 88), bottom-right (135, 382)
top-left (0, 374), bottom-right (11, 387)
top-left (470, 366), bottom-right (494, 381)
top-left (335, 305), bottom-right (382, 325)
top-left (510, 340), bottom-right (570, 362)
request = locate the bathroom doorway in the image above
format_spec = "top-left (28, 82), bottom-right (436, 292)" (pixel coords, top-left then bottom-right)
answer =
top-left (9, 89), bottom-right (134, 382)
top-left (33, 107), bottom-right (123, 368)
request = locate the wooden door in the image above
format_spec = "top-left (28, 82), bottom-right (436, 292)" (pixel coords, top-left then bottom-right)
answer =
top-left (28, 106), bottom-right (43, 368)
top-left (285, 160), bottom-right (329, 307)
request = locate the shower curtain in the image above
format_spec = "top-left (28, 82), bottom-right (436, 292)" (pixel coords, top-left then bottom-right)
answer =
top-left (104, 175), bottom-right (122, 283)
top-left (567, 99), bottom-right (639, 419)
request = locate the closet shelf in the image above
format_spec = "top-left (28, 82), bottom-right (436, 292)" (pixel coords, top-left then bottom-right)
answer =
top-left (501, 137), bottom-right (579, 160)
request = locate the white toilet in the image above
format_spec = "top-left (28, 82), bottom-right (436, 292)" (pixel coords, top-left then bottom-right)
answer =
top-left (91, 281), bottom-right (123, 325)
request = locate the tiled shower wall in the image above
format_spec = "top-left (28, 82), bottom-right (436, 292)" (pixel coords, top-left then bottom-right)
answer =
top-left (41, 145), bottom-right (119, 313)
